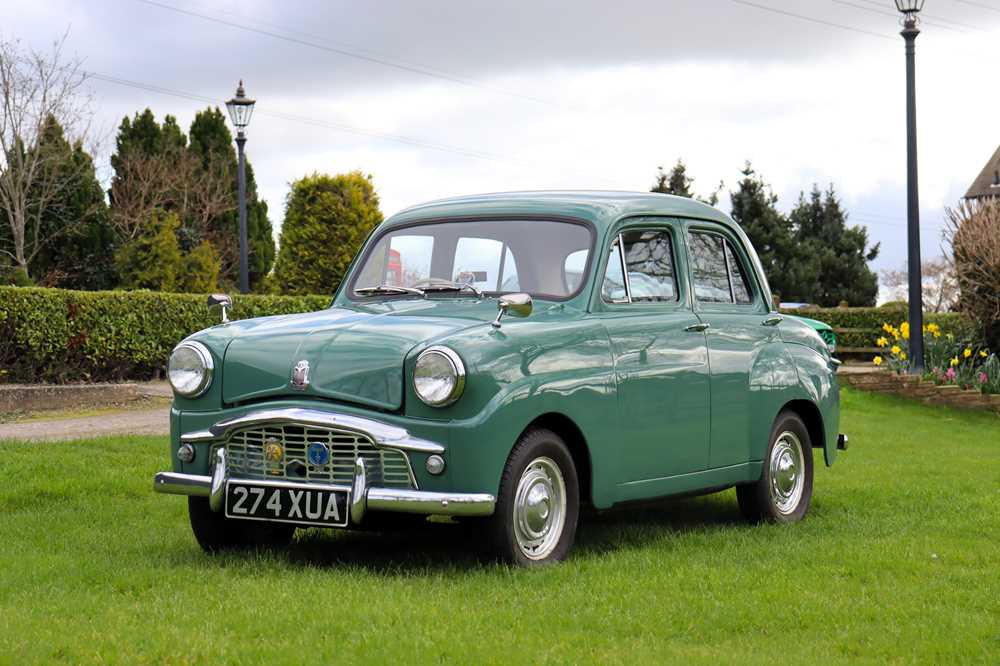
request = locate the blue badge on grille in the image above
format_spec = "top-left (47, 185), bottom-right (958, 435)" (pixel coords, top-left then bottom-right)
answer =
top-left (307, 442), bottom-right (329, 466)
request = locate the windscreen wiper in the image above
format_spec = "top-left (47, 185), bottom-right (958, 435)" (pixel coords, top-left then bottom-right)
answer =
top-left (412, 280), bottom-right (484, 297)
top-left (355, 284), bottom-right (425, 297)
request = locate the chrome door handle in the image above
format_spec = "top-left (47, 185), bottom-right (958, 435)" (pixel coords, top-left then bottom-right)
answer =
top-left (684, 323), bottom-right (710, 332)
top-left (762, 315), bottom-right (784, 327)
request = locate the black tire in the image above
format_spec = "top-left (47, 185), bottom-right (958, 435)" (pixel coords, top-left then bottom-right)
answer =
top-left (737, 410), bottom-right (814, 524)
top-left (487, 428), bottom-right (579, 567)
top-left (187, 496), bottom-right (296, 553)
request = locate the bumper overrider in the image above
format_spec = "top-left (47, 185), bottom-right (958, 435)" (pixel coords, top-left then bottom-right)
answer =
top-left (153, 408), bottom-right (496, 524)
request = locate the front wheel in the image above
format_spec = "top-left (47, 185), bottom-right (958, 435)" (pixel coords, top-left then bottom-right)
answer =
top-left (737, 411), bottom-right (814, 523)
top-left (488, 428), bottom-right (579, 566)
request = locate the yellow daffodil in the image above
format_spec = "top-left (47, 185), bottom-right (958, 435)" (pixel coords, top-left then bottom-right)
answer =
top-left (877, 337), bottom-right (889, 348)
top-left (882, 323), bottom-right (894, 334)
top-left (873, 356), bottom-right (883, 366)
top-left (927, 323), bottom-right (940, 334)
top-left (950, 357), bottom-right (960, 367)
top-left (981, 350), bottom-right (989, 358)
top-left (900, 322), bottom-right (910, 340)
top-left (933, 331), bottom-right (941, 338)
top-left (900, 351), bottom-right (907, 360)
top-left (964, 348), bottom-right (973, 358)
top-left (891, 345), bottom-right (901, 355)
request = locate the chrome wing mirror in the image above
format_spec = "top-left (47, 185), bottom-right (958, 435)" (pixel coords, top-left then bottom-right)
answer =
top-left (207, 293), bottom-right (232, 324)
top-left (491, 293), bottom-right (532, 329)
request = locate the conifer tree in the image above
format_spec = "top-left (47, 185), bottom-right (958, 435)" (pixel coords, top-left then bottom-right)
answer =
top-left (729, 163), bottom-right (796, 300)
top-left (787, 185), bottom-right (879, 306)
top-left (274, 172), bottom-right (382, 295)
top-left (115, 210), bottom-right (183, 291)
top-left (651, 160), bottom-right (721, 205)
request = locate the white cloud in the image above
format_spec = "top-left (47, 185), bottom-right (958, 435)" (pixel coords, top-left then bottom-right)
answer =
top-left (13, 0), bottom-right (1000, 283)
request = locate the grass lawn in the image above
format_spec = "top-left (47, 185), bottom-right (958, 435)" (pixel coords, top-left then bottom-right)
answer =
top-left (1, 387), bottom-right (997, 664)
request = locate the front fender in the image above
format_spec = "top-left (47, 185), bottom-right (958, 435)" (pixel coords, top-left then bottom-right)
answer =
top-left (783, 343), bottom-right (840, 466)
top-left (407, 315), bottom-right (620, 508)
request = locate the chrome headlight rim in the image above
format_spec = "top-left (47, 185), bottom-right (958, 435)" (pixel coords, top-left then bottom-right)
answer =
top-left (413, 345), bottom-right (466, 407)
top-left (168, 341), bottom-right (214, 398)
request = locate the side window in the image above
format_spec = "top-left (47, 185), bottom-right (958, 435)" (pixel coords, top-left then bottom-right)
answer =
top-left (621, 230), bottom-right (678, 302)
top-left (725, 241), bottom-right (753, 304)
top-left (689, 232), bottom-right (731, 303)
top-left (601, 238), bottom-right (627, 303)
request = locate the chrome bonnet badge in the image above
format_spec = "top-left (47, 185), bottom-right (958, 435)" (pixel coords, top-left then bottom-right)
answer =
top-left (290, 360), bottom-right (310, 391)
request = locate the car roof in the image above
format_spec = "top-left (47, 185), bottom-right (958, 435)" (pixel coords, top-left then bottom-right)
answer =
top-left (386, 190), bottom-right (735, 234)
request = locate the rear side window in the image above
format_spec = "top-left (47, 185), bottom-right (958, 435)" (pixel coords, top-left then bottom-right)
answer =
top-left (689, 233), bottom-right (731, 303)
top-left (689, 231), bottom-right (755, 305)
top-left (725, 241), bottom-right (752, 304)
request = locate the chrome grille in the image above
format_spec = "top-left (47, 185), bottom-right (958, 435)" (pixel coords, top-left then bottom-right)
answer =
top-left (224, 424), bottom-right (415, 488)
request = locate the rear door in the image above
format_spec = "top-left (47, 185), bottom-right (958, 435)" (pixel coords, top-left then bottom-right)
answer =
top-left (593, 219), bottom-right (711, 482)
top-left (686, 225), bottom-right (778, 469)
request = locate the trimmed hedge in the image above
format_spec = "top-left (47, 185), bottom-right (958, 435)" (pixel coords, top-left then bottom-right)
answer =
top-left (0, 286), bottom-right (330, 383)
top-left (0, 286), bottom-right (977, 383)
top-left (781, 306), bottom-right (973, 351)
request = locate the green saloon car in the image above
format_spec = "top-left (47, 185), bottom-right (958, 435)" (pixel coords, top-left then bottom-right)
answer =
top-left (155, 191), bottom-right (845, 566)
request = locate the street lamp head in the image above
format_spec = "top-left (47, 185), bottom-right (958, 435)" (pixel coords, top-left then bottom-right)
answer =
top-left (894, 0), bottom-right (925, 25)
top-left (225, 80), bottom-right (256, 135)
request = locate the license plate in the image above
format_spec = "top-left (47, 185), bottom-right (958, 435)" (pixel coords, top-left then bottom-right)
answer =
top-left (225, 481), bottom-right (350, 528)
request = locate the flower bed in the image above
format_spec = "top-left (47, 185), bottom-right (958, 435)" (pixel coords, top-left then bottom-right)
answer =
top-left (872, 320), bottom-right (1000, 395)
top-left (839, 369), bottom-right (1000, 414)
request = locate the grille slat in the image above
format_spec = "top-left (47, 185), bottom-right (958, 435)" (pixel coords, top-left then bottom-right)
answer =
top-left (224, 423), bottom-right (415, 488)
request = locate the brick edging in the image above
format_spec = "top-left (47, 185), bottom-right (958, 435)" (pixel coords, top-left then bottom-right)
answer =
top-left (839, 369), bottom-right (1000, 413)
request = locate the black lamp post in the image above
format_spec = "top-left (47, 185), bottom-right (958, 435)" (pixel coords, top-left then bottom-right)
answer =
top-left (895, 0), bottom-right (925, 373)
top-left (226, 80), bottom-right (256, 295)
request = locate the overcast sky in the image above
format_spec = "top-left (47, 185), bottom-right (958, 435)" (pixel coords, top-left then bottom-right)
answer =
top-left (13, 0), bottom-right (1000, 294)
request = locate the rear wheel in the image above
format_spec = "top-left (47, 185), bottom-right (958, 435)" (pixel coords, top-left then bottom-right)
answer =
top-left (188, 496), bottom-right (296, 553)
top-left (737, 411), bottom-right (814, 523)
top-left (488, 428), bottom-right (579, 566)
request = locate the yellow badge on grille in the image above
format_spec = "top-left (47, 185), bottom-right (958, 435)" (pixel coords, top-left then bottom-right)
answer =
top-left (263, 439), bottom-right (284, 462)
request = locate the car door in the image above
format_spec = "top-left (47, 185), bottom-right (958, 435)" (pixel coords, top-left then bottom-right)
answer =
top-left (593, 220), bottom-right (711, 484)
top-left (686, 225), bottom-right (778, 469)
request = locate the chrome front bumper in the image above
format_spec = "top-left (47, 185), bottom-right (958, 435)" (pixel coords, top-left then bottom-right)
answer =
top-left (155, 449), bottom-right (496, 524)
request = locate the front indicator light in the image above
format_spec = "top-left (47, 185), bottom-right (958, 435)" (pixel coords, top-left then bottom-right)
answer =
top-left (425, 454), bottom-right (446, 475)
top-left (177, 443), bottom-right (196, 463)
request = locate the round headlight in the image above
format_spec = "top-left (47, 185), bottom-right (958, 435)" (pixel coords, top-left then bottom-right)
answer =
top-left (413, 346), bottom-right (465, 407)
top-left (168, 341), bottom-right (214, 398)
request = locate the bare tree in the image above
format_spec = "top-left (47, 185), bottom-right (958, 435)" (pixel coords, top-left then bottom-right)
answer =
top-left (945, 198), bottom-right (1000, 346)
top-left (108, 147), bottom-right (235, 251)
top-left (106, 150), bottom-right (174, 242)
top-left (0, 34), bottom-right (96, 277)
top-left (880, 258), bottom-right (959, 312)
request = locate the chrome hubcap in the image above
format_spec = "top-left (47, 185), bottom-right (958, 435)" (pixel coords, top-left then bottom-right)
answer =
top-left (769, 431), bottom-right (804, 515)
top-left (513, 457), bottom-right (566, 560)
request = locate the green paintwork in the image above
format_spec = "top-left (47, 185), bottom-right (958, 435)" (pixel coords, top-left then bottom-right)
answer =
top-left (790, 315), bottom-right (837, 351)
top-left (170, 192), bottom-right (840, 509)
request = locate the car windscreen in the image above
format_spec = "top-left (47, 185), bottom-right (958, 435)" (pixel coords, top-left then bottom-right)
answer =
top-left (351, 219), bottom-right (593, 300)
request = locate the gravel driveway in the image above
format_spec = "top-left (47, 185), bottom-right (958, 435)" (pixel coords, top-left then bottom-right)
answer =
top-left (0, 407), bottom-right (170, 442)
